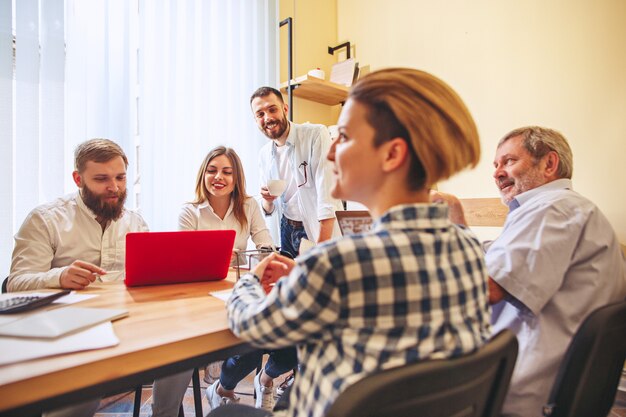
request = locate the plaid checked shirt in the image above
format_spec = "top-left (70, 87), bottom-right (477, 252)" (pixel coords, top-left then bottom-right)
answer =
top-left (228, 203), bottom-right (491, 417)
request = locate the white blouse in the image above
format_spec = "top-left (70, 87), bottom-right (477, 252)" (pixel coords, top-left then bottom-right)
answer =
top-left (178, 197), bottom-right (274, 253)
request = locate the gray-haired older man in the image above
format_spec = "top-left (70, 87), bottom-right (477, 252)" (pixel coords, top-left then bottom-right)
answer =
top-left (435, 126), bottom-right (626, 417)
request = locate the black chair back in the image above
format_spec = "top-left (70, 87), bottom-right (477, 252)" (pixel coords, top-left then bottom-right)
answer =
top-left (543, 300), bottom-right (626, 417)
top-left (2, 276), bottom-right (7, 293)
top-left (326, 329), bottom-right (518, 417)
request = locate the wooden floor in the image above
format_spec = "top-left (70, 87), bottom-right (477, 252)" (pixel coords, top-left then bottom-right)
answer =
top-left (92, 369), bottom-right (626, 417)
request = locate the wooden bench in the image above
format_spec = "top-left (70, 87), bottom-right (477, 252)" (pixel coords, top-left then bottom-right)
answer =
top-left (458, 198), bottom-right (508, 228)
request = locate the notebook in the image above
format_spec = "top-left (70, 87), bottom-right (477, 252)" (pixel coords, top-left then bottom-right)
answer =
top-left (335, 210), bottom-right (374, 236)
top-left (0, 306), bottom-right (128, 339)
top-left (125, 230), bottom-right (236, 287)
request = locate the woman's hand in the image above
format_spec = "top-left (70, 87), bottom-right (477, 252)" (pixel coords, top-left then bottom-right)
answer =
top-left (253, 253), bottom-right (296, 293)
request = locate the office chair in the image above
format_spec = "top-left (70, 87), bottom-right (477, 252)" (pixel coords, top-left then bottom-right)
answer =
top-left (2, 276), bottom-right (8, 293)
top-left (542, 299), bottom-right (626, 417)
top-left (326, 329), bottom-right (518, 417)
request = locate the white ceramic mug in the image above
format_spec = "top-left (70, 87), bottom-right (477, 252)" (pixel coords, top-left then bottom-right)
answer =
top-left (308, 68), bottom-right (325, 80)
top-left (267, 179), bottom-right (287, 196)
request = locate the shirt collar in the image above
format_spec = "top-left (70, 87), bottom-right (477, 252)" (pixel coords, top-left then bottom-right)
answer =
top-left (284, 121), bottom-right (295, 146)
top-left (198, 199), bottom-right (234, 218)
top-left (514, 178), bottom-right (572, 208)
top-left (375, 203), bottom-right (451, 231)
top-left (271, 122), bottom-right (295, 155)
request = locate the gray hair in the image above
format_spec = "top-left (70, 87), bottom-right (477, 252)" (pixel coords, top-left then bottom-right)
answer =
top-left (498, 126), bottom-right (573, 179)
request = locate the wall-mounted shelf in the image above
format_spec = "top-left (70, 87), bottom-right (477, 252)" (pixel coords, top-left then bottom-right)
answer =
top-left (280, 74), bottom-right (349, 106)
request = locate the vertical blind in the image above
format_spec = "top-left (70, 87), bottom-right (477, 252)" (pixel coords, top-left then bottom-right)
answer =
top-left (0, 0), bottom-right (279, 275)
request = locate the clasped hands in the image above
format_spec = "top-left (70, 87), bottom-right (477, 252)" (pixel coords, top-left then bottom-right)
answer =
top-left (252, 253), bottom-right (295, 294)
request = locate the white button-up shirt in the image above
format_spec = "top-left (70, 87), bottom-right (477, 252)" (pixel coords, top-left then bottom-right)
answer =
top-left (9, 192), bottom-right (149, 291)
top-left (178, 197), bottom-right (274, 252)
top-left (258, 122), bottom-right (343, 241)
top-left (486, 179), bottom-right (626, 417)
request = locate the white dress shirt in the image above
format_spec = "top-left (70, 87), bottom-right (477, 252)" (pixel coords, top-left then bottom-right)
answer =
top-left (258, 122), bottom-right (343, 241)
top-left (486, 179), bottom-right (626, 417)
top-left (178, 197), bottom-right (274, 253)
top-left (9, 192), bottom-right (149, 291)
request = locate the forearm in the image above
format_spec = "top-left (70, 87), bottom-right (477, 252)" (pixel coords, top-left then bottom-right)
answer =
top-left (262, 199), bottom-right (275, 215)
top-left (228, 262), bottom-right (338, 347)
top-left (8, 268), bottom-right (64, 291)
top-left (317, 217), bottom-right (335, 243)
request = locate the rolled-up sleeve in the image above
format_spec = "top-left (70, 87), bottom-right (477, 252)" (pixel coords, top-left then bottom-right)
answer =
top-left (227, 252), bottom-right (340, 349)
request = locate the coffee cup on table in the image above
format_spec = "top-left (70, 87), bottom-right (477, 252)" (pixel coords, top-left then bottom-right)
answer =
top-left (267, 179), bottom-right (287, 196)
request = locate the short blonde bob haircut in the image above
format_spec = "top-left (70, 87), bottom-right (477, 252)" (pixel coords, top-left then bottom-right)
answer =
top-left (349, 68), bottom-right (480, 189)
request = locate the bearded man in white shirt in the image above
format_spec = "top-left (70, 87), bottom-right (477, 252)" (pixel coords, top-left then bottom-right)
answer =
top-left (251, 87), bottom-right (343, 258)
top-left (9, 138), bottom-right (148, 291)
top-left (8, 138), bottom-right (190, 417)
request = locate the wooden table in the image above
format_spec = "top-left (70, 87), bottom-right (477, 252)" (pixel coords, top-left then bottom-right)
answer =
top-left (0, 273), bottom-right (252, 416)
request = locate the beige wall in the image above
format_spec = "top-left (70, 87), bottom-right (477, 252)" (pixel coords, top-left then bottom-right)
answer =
top-left (336, 0), bottom-right (626, 241)
top-left (280, 0), bottom-right (341, 126)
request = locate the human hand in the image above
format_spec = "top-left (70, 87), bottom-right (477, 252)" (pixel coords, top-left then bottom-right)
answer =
top-left (59, 260), bottom-right (107, 290)
top-left (260, 186), bottom-right (277, 203)
top-left (429, 190), bottom-right (467, 226)
top-left (252, 253), bottom-right (295, 294)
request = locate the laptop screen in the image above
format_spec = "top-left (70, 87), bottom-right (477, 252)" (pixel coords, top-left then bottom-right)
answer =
top-left (335, 210), bottom-right (373, 236)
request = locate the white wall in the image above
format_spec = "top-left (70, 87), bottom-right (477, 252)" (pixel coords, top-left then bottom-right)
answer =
top-left (338, 0), bottom-right (626, 241)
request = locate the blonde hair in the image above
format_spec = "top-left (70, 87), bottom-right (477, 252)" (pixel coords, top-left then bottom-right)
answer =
top-left (349, 68), bottom-right (480, 189)
top-left (74, 138), bottom-right (128, 173)
top-left (192, 146), bottom-right (249, 230)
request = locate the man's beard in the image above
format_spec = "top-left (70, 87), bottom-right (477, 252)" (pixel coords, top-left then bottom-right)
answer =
top-left (81, 184), bottom-right (127, 221)
top-left (260, 114), bottom-right (289, 139)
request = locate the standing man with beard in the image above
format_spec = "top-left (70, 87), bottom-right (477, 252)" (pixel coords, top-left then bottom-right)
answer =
top-left (8, 138), bottom-right (148, 291)
top-left (8, 139), bottom-right (194, 417)
top-left (250, 87), bottom-right (342, 258)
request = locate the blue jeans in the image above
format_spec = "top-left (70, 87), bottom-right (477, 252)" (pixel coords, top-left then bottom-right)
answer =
top-left (280, 216), bottom-right (308, 258)
top-left (220, 347), bottom-right (298, 390)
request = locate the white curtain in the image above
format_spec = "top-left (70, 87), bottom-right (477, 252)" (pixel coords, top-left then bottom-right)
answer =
top-left (0, 0), bottom-right (279, 275)
top-left (139, 0), bottom-right (278, 231)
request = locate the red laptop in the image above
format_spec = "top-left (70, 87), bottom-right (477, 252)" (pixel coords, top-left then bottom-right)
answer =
top-left (125, 230), bottom-right (236, 287)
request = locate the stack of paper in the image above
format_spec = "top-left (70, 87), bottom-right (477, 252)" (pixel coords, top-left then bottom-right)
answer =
top-left (0, 322), bottom-right (120, 365)
top-left (0, 299), bottom-right (126, 365)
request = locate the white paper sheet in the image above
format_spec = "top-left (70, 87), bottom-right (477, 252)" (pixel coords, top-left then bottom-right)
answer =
top-left (0, 307), bottom-right (128, 338)
top-left (53, 292), bottom-right (97, 305)
top-left (0, 322), bottom-right (120, 365)
top-left (210, 289), bottom-right (233, 303)
top-left (0, 293), bottom-right (100, 328)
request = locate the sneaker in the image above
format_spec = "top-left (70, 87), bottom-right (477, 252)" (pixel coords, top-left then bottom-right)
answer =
top-left (206, 381), bottom-right (239, 410)
top-left (203, 361), bottom-right (223, 384)
top-left (254, 372), bottom-right (276, 411)
top-left (275, 371), bottom-right (295, 400)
